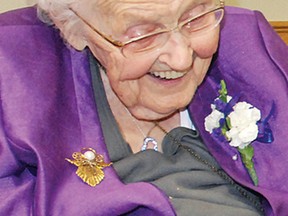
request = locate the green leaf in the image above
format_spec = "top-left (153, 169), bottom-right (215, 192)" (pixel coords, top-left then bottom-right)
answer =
top-left (226, 117), bottom-right (232, 130)
top-left (238, 145), bottom-right (258, 186)
top-left (219, 80), bottom-right (228, 103)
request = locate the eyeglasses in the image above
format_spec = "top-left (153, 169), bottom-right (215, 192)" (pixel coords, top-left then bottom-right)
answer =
top-left (70, 0), bottom-right (225, 57)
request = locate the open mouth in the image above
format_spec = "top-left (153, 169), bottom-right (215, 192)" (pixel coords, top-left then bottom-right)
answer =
top-left (149, 71), bottom-right (188, 80)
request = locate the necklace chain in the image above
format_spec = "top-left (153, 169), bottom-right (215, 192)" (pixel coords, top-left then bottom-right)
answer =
top-left (124, 108), bottom-right (159, 151)
top-left (155, 122), bottom-right (264, 213)
top-left (126, 109), bottom-right (146, 138)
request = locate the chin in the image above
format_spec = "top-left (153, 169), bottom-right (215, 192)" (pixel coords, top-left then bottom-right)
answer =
top-left (128, 103), bottom-right (183, 121)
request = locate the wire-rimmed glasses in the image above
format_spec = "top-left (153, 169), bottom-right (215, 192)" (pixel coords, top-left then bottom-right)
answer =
top-left (70, 0), bottom-right (225, 57)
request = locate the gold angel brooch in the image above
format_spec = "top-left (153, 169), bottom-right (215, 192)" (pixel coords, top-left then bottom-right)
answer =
top-left (66, 148), bottom-right (112, 187)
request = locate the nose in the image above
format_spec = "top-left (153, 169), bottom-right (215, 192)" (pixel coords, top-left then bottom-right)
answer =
top-left (157, 32), bottom-right (193, 71)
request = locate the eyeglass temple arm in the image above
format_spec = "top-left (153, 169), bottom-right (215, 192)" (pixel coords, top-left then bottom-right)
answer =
top-left (69, 7), bottom-right (125, 47)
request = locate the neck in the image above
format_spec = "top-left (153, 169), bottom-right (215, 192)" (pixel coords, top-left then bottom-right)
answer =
top-left (100, 68), bottom-right (180, 153)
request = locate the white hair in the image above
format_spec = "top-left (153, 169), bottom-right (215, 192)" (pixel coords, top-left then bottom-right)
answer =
top-left (37, 0), bottom-right (77, 25)
top-left (37, 0), bottom-right (87, 49)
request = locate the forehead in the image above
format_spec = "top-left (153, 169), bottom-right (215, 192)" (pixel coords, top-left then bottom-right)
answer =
top-left (95, 0), bottom-right (207, 17)
top-left (79, 0), bottom-right (213, 35)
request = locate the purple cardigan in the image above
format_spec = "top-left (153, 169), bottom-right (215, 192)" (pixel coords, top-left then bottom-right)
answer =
top-left (0, 6), bottom-right (287, 216)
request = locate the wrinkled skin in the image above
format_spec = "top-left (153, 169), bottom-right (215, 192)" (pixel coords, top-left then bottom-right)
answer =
top-left (70, 0), bottom-right (220, 120)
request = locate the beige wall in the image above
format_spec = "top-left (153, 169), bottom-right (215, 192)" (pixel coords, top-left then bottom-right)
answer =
top-left (226, 0), bottom-right (288, 21)
top-left (0, 0), bottom-right (287, 21)
top-left (0, 1), bottom-right (36, 13)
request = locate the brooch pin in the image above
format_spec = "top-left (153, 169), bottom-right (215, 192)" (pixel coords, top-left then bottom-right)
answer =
top-left (66, 148), bottom-right (112, 187)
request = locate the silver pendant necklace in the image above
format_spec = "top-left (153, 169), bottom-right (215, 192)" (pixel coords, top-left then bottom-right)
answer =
top-left (141, 131), bottom-right (158, 151)
top-left (125, 108), bottom-right (158, 151)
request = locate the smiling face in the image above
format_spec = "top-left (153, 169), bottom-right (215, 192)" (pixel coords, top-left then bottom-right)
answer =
top-left (76, 0), bottom-right (221, 120)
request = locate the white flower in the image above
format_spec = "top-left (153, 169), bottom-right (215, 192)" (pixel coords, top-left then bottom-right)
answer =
top-left (204, 106), bottom-right (224, 133)
top-left (226, 102), bottom-right (261, 149)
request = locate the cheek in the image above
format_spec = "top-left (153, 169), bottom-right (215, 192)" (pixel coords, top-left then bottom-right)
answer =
top-left (106, 55), bottom-right (156, 82)
top-left (193, 57), bottom-right (212, 85)
top-left (192, 29), bottom-right (220, 58)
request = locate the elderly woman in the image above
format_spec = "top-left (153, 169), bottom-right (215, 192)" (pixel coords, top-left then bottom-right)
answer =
top-left (0, 0), bottom-right (287, 215)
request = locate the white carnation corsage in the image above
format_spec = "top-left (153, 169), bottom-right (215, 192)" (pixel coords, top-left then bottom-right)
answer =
top-left (204, 80), bottom-right (274, 186)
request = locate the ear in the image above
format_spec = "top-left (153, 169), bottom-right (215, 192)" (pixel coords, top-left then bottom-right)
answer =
top-left (85, 30), bottom-right (123, 69)
top-left (65, 31), bottom-right (88, 51)
top-left (53, 18), bottom-right (88, 50)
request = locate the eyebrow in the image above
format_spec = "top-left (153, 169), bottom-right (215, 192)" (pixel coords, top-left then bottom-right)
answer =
top-left (117, 0), bottom-right (215, 31)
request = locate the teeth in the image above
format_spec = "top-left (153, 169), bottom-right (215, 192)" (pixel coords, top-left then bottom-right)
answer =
top-left (150, 71), bottom-right (187, 80)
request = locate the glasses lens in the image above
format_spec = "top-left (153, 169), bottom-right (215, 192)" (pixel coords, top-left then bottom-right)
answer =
top-left (121, 31), bottom-right (168, 57)
top-left (121, 7), bottom-right (224, 57)
top-left (180, 8), bottom-right (224, 37)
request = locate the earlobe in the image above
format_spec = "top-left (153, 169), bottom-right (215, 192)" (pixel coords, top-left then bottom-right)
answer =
top-left (66, 34), bottom-right (88, 50)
